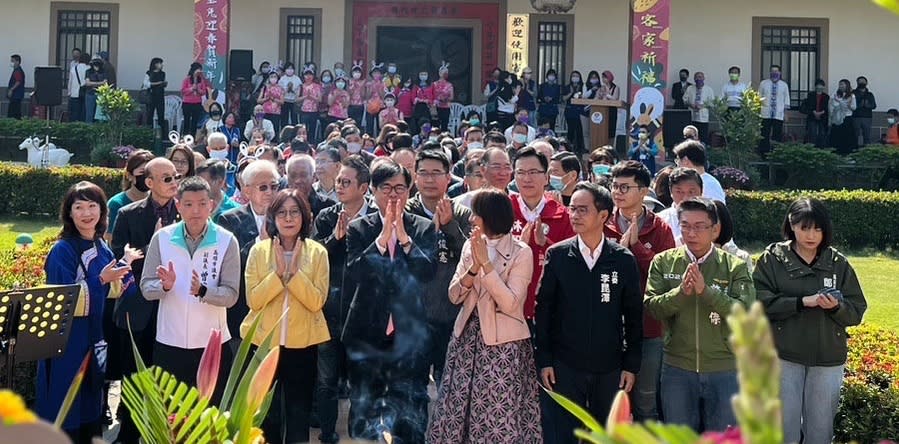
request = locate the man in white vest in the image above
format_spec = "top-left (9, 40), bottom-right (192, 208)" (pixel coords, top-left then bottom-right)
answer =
top-left (140, 176), bottom-right (240, 395)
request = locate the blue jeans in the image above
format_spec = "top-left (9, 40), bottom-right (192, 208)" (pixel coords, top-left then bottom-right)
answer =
top-left (660, 363), bottom-right (738, 432)
top-left (85, 93), bottom-right (97, 123)
top-left (68, 97), bottom-right (84, 122)
top-left (632, 337), bottom-right (663, 421)
top-left (780, 359), bottom-right (844, 444)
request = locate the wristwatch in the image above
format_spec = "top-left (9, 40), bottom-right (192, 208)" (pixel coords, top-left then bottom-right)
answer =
top-left (197, 285), bottom-right (208, 298)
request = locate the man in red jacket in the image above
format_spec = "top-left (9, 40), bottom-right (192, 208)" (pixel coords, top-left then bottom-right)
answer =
top-left (508, 146), bottom-right (576, 328)
top-left (604, 160), bottom-right (675, 421)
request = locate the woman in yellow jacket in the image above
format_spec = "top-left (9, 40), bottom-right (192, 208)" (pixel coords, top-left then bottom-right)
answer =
top-left (241, 189), bottom-right (330, 443)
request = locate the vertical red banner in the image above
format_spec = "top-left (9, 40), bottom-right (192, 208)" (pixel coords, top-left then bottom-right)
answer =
top-left (628, 0), bottom-right (670, 146)
top-left (194, 0), bottom-right (229, 104)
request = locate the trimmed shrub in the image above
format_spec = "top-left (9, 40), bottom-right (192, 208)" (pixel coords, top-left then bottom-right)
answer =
top-left (728, 189), bottom-right (899, 249)
top-left (0, 118), bottom-right (153, 164)
top-left (0, 164), bottom-right (123, 215)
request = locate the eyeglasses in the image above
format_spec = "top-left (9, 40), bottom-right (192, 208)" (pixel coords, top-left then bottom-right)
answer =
top-left (336, 178), bottom-right (355, 188)
top-left (377, 184), bottom-right (409, 195)
top-left (610, 183), bottom-right (645, 194)
top-left (254, 182), bottom-right (279, 193)
top-left (514, 169), bottom-right (546, 179)
top-left (567, 205), bottom-right (593, 216)
top-left (466, 173), bottom-right (484, 179)
top-left (416, 171), bottom-right (448, 180)
top-left (157, 174), bottom-right (183, 184)
top-left (275, 209), bottom-right (302, 219)
top-left (679, 223), bottom-right (714, 234)
top-left (486, 164), bottom-right (512, 172)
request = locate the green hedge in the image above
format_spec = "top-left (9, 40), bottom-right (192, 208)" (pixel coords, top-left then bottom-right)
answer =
top-left (0, 118), bottom-right (154, 164)
top-left (0, 164), bottom-right (123, 215)
top-left (728, 189), bottom-right (899, 249)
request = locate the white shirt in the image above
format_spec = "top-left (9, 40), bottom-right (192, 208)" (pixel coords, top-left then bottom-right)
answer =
top-left (686, 244), bottom-right (716, 264)
top-left (486, 237), bottom-right (502, 263)
top-left (759, 79), bottom-right (791, 120)
top-left (578, 235), bottom-right (605, 271)
top-left (279, 75), bottom-right (302, 102)
top-left (504, 125), bottom-right (537, 144)
top-left (683, 85), bottom-right (715, 123)
top-left (518, 195), bottom-right (547, 223)
top-left (658, 207), bottom-right (682, 246)
top-left (721, 82), bottom-right (748, 108)
top-left (244, 119), bottom-right (276, 143)
top-left (701, 172), bottom-right (727, 204)
top-left (68, 63), bottom-right (88, 98)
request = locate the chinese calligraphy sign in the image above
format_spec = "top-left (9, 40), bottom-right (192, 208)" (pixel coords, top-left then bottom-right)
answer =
top-left (628, 0), bottom-right (670, 146)
top-left (506, 14), bottom-right (529, 75)
top-left (194, 0), bottom-right (229, 100)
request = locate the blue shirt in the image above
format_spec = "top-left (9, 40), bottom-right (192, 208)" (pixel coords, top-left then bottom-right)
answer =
top-left (538, 82), bottom-right (561, 117)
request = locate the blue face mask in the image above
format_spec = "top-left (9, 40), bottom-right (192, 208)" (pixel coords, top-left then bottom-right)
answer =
top-left (592, 164), bottom-right (611, 177)
top-left (549, 175), bottom-right (566, 192)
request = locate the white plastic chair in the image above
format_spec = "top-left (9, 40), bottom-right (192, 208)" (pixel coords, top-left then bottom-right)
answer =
top-left (555, 104), bottom-right (567, 136)
top-left (164, 95), bottom-right (183, 131)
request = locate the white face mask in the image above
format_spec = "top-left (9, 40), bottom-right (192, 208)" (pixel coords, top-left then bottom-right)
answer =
top-left (513, 133), bottom-right (528, 144)
top-left (346, 142), bottom-right (362, 153)
top-left (385, 100), bottom-right (396, 107)
top-left (889, 118), bottom-right (897, 125)
top-left (285, 69), bottom-right (295, 76)
top-left (209, 150), bottom-right (228, 160)
top-left (322, 76), bottom-right (332, 83)
top-left (352, 72), bottom-right (362, 80)
top-left (388, 66), bottom-right (397, 74)
top-left (467, 141), bottom-right (483, 151)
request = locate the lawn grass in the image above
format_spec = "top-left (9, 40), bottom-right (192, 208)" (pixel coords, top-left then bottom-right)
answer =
top-left (0, 216), bottom-right (60, 248)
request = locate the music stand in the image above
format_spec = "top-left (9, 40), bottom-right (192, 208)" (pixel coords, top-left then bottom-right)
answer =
top-left (0, 285), bottom-right (80, 389)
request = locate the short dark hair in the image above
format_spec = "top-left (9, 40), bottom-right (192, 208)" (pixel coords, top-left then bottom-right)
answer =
top-left (371, 160), bottom-right (412, 187)
top-left (415, 149), bottom-right (450, 173)
top-left (513, 146), bottom-right (548, 171)
top-left (484, 130), bottom-right (507, 146)
top-left (177, 175), bottom-right (211, 198)
top-left (673, 140), bottom-right (707, 166)
top-left (770, 64), bottom-right (781, 71)
top-left (317, 147), bottom-right (341, 163)
top-left (279, 125), bottom-right (297, 143)
top-left (611, 160), bottom-right (651, 187)
top-left (341, 155), bottom-right (371, 186)
top-left (420, 140), bottom-right (442, 152)
top-left (59, 181), bottom-right (108, 240)
top-left (815, 78), bottom-right (826, 87)
top-left (887, 108), bottom-right (899, 117)
top-left (713, 200), bottom-right (734, 245)
top-left (470, 188), bottom-right (515, 236)
top-left (395, 120), bottom-right (410, 133)
top-left (728, 66), bottom-right (741, 74)
top-left (11, 55), bottom-right (21, 63)
top-left (589, 146), bottom-right (617, 165)
top-left (265, 189), bottom-right (313, 241)
top-left (668, 167), bottom-right (704, 189)
top-left (677, 198), bottom-right (718, 225)
top-left (679, 68), bottom-right (689, 75)
top-left (196, 158), bottom-right (227, 182)
top-left (574, 182), bottom-right (614, 213)
top-left (340, 125), bottom-right (361, 139)
top-left (392, 133), bottom-right (414, 150)
top-left (857, 76), bottom-right (868, 83)
top-left (552, 152), bottom-right (581, 175)
top-left (781, 198), bottom-right (833, 251)
top-left (326, 137), bottom-right (347, 152)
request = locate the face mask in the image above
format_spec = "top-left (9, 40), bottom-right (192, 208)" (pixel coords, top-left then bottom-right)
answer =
top-left (680, 74), bottom-right (688, 81)
top-left (730, 74), bottom-right (740, 82)
top-left (385, 99), bottom-right (395, 107)
top-left (695, 79), bottom-right (704, 87)
top-left (590, 79), bottom-right (600, 85)
top-left (373, 73), bottom-right (383, 80)
top-left (404, 82), bottom-right (412, 89)
top-left (815, 85), bottom-right (825, 93)
top-left (524, 73), bottom-right (532, 79)
top-left (346, 142), bottom-right (362, 153)
top-left (285, 69), bottom-right (295, 76)
top-left (10, 63), bottom-right (15, 69)
top-left (388, 66), bottom-right (397, 74)
top-left (210, 111), bottom-right (222, 120)
top-left (429, 136), bottom-right (439, 142)
top-left (518, 116), bottom-right (529, 125)
top-left (419, 74), bottom-right (428, 81)
top-left (352, 71), bottom-right (362, 79)
top-left (262, 67), bottom-right (271, 74)
top-left (888, 118), bottom-right (897, 125)
top-left (255, 112), bottom-right (265, 120)
top-left (858, 82), bottom-right (867, 89)
top-left (269, 77), bottom-right (278, 84)
top-left (513, 133), bottom-right (528, 144)
top-left (639, 132), bottom-right (648, 140)
top-left (547, 75), bottom-right (556, 83)
top-left (134, 175), bottom-right (150, 193)
top-left (770, 72), bottom-right (781, 81)
top-left (469, 118), bottom-right (481, 126)
top-left (335, 68), bottom-right (346, 78)
top-left (336, 81), bottom-right (346, 89)
top-left (549, 175), bottom-right (566, 191)
top-left (322, 75), bottom-right (332, 83)
top-left (838, 86), bottom-right (846, 93)
top-left (592, 164), bottom-right (611, 177)
top-left (467, 141), bottom-right (483, 150)
top-left (571, 76), bottom-right (581, 83)
top-left (209, 150), bottom-right (228, 160)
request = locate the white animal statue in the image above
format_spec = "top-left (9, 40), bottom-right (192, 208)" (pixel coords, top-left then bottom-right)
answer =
top-left (18, 136), bottom-right (73, 167)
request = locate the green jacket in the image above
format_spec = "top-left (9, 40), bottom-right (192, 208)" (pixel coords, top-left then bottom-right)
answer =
top-left (645, 246), bottom-right (755, 373)
top-left (753, 241), bottom-right (866, 367)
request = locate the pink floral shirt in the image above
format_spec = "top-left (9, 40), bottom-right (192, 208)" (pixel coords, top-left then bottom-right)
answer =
top-left (319, 83), bottom-right (334, 113)
top-left (433, 79), bottom-right (454, 108)
top-left (300, 81), bottom-right (322, 113)
top-left (366, 79), bottom-right (385, 101)
top-left (348, 79), bottom-right (366, 106)
top-left (413, 85), bottom-right (434, 107)
top-left (260, 84), bottom-right (284, 115)
top-left (329, 89), bottom-right (350, 118)
top-left (379, 107), bottom-right (401, 125)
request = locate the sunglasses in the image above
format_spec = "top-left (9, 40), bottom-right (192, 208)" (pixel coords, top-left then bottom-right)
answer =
top-left (158, 174), bottom-right (183, 184)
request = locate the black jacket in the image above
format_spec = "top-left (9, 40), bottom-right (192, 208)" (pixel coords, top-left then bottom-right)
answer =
top-left (671, 81), bottom-right (692, 109)
top-left (405, 195), bottom-right (471, 324)
top-left (536, 238), bottom-right (643, 374)
top-left (800, 92), bottom-right (829, 121)
top-left (852, 88), bottom-right (877, 118)
top-left (307, 189), bottom-right (337, 220)
top-left (312, 199), bottom-right (379, 336)
top-left (216, 204), bottom-right (261, 338)
top-left (341, 211), bottom-right (437, 355)
top-left (110, 195), bottom-right (180, 331)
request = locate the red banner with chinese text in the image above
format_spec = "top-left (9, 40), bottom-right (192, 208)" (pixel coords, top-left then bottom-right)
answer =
top-left (193, 0), bottom-right (229, 105)
top-left (628, 0), bottom-right (670, 146)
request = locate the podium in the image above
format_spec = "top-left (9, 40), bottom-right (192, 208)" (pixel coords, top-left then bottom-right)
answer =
top-left (571, 98), bottom-right (626, 150)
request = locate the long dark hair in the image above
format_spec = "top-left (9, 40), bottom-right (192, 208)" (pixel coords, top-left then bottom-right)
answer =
top-left (167, 144), bottom-right (196, 177)
top-left (264, 189), bottom-right (312, 243)
top-left (121, 149), bottom-right (155, 190)
top-left (59, 181), bottom-right (109, 240)
top-left (148, 58), bottom-right (163, 74)
top-left (188, 62), bottom-right (203, 81)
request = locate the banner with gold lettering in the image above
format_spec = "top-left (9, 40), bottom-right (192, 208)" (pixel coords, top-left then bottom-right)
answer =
top-left (506, 14), bottom-right (529, 75)
top-left (194, 0), bottom-right (229, 106)
top-left (628, 0), bottom-right (669, 146)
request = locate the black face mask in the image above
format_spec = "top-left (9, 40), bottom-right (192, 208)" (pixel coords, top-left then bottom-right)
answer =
top-left (134, 174), bottom-right (150, 193)
top-left (210, 111), bottom-right (222, 119)
top-left (291, 139), bottom-right (311, 153)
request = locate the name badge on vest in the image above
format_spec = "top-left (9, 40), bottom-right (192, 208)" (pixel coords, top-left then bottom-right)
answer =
top-left (599, 272), bottom-right (618, 303)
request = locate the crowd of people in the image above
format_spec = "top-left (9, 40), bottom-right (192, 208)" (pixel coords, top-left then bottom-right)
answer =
top-left (32, 100), bottom-right (868, 444)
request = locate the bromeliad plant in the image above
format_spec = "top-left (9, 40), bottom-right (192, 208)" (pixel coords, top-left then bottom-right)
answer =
top-left (545, 301), bottom-right (782, 444)
top-left (120, 313), bottom-right (282, 444)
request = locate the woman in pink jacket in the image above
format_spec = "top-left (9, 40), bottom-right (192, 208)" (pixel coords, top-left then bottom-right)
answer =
top-left (180, 62), bottom-right (210, 137)
top-left (257, 71), bottom-right (284, 135)
top-left (427, 188), bottom-right (541, 443)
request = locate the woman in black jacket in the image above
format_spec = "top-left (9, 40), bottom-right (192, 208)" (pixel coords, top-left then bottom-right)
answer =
top-left (494, 70), bottom-right (519, 131)
top-left (753, 198), bottom-right (866, 444)
top-left (143, 58), bottom-right (167, 130)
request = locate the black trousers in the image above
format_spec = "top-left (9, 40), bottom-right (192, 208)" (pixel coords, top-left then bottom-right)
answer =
top-left (265, 113), bottom-right (282, 140)
top-left (153, 340), bottom-right (232, 403)
top-left (300, 111), bottom-right (320, 143)
top-left (114, 325), bottom-right (156, 444)
top-left (566, 116), bottom-right (585, 154)
top-left (347, 345), bottom-right (429, 444)
top-left (693, 121), bottom-right (710, 145)
top-left (281, 102), bottom-right (298, 126)
top-left (146, 98), bottom-right (166, 129)
top-left (365, 109), bottom-right (380, 136)
top-left (7, 98), bottom-right (22, 119)
top-left (65, 419), bottom-right (102, 444)
top-left (436, 107), bottom-right (450, 133)
top-left (425, 320), bottom-right (454, 388)
top-left (348, 105), bottom-right (365, 126)
top-left (181, 103), bottom-right (204, 136)
top-left (315, 338), bottom-right (346, 439)
top-left (412, 103), bottom-right (431, 135)
top-left (545, 360), bottom-right (620, 444)
top-left (263, 345), bottom-right (317, 444)
top-left (759, 118), bottom-right (784, 156)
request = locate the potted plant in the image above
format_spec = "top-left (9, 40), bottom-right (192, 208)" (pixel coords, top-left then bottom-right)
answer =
top-left (95, 84), bottom-right (137, 147)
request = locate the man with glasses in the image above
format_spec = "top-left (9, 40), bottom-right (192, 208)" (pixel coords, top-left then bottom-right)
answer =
top-left (448, 153), bottom-right (485, 199)
top-left (311, 155), bottom-right (378, 444)
top-left (406, 148), bottom-right (472, 388)
top-left (673, 140), bottom-right (726, 204)
top-left (342, 160), bottom-right (437, 443)
top-left (140, 176), bottom-right (239, 396)
top-left (314, 147), bottom-right (341, 202)
top-left (110, 157), bottom-right (181, 444)
top-left (536, 182), bottom-right (644, 444)
top-left (645, 197), bottom-right (755, 433)
top-left (453, 146), bottom-right (512, 208)
top-left (217, 160), bottom-right (280, 354)
top-left (508, 146), bottom-right (575, 329)
top-left (286, 153), bottom-right (336, 219)
top-left (604, 160), bottom-right (675, 422)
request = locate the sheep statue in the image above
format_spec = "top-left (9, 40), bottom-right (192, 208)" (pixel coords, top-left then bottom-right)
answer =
top-left (18, 136), bottom-right (73, 167)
